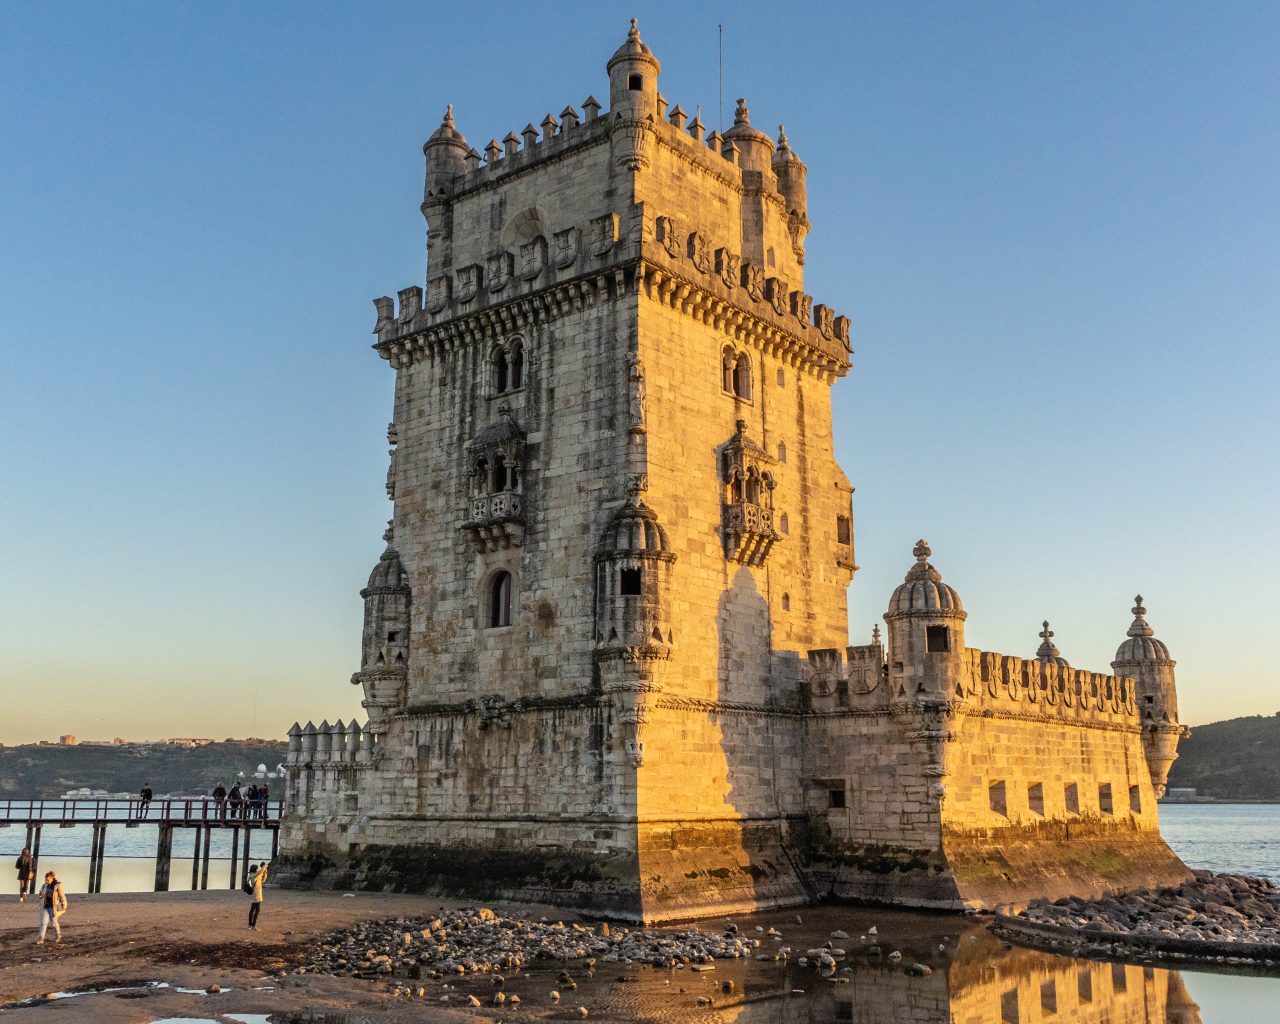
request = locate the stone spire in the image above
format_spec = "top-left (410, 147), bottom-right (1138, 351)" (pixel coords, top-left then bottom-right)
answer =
top-left (424, 104), bottom-right (470, 199)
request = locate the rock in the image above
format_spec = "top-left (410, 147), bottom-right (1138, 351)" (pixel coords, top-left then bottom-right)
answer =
top-left (468, 995), bottom-right (482, 1007)
top-left (578, 1006), bottom-right (589, 1017)
top-left (206, 984), bottom-right (222, 994)
top-left (905, 963), bottom-right (933, 977)
top-left (867, 926), bottom-right (877, 936)
top-left (887, 951), bottom-right (903, 963)
top-left (551, 991), bottom-right (561, 1001)
top-left (831, 930), bottom-right (849, 939)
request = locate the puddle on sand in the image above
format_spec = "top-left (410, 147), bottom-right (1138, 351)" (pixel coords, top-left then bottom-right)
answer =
top-left (148, 1017), bottom-right (270, 1024)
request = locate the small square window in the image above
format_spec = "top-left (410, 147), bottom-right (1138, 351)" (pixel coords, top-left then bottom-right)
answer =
top-left (828, 788), bottom-right (846, 809)
top-left (926, 626), bottom-right (950, 653)
top-left (386, 630), bottom-right (399, 643)
top-left (1099, 783), bottom-right (1114, 816)
top-left (628, 73), bottom-right (643, 91)
top-left (1129, 784), bottom-right (1142, 814)
top-left (619, 568), bottom-right (642, 596)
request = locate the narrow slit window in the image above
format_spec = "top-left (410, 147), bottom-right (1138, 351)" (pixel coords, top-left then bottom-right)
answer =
top-left (989, 780), bottom-right (1008, 817)
top-left (1129, 785), bottom-right (1142, 814)
top-left (1064, 782), bottom-right (1080, 815)
top-left (836, 515), bottom-right (851, 545)
top-left (1098, 782), bottom-right (1114, 816)
top-left (1028, 782), bottom-right (1044, 817)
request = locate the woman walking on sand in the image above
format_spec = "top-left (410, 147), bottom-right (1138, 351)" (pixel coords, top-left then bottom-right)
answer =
top-left (15, 848), bottom-right (33, 902)
top-left (246, 862), bottom-right (267, 929)
top-left (36, 871), bottom-right (67, 944)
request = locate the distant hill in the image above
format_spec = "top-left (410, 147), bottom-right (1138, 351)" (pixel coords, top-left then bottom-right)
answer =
top-left (0, 740), bottom-right (288, 799)
top-left (1166, 714), bottom-right (1280, 801)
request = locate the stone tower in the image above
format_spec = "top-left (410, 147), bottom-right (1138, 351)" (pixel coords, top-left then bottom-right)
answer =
top-left (283, 21), bottom-right (1189, 920)
top-left (1112, 596), bottom-right (1186, 797)
top-left (281, 21), bottom-right (856, 921)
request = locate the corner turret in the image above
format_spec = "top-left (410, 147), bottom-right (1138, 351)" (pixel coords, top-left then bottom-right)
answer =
top-left (1035, 620), bottom-right (1069, 667)
top-left (772, 125), bottom-right (809, 263)
top-left (884, 540), bottom-right (967, 703)
top-left (722, 98), bottom-right (776, 180)
top-left (423, 104), bottom-right (470, 200)
top-left (607, 19), bottom-right (661, 119)
top-left (1111, 595), bottom-right (1185, 797)
top-left (351, 522), bottom-right (411, 732)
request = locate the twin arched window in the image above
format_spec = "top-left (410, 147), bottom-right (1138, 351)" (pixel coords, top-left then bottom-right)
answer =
top-left (721, 347), bottom-right (752, 400)
top-left (492, 341), bottom-right (524, 395)
top-left (488, 571), bottom-right (512, 628)
top-left (473, 455), bottom-right (520, 495)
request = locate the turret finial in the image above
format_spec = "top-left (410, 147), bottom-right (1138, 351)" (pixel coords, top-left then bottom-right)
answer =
top-left (913, 539), bottom-right (931, 562)
top-left (1127, 595), bottom-right (1155, 638)
top-left (872, 624), bottom-right (882, 644)
top-left (629, 17), bottom-right (639, 35)
top-left (777, 124), bottom-right (788, 148)
top-left (734, 97), bottom-right (750, 126)
top-left (1036, 619), bottom-right (1067, 664)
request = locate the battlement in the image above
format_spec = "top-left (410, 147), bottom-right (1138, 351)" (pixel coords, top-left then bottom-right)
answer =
top-left (802, 643), bottom-right (1140, 728)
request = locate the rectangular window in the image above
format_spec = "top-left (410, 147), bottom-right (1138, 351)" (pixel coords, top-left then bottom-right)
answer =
top-left (836, 515), bottom-right (851, 545)
top-left (1111, 962), bottom-right (1127, 993)
top-left (1028, 782), bottom-right (1044, 817)
top-left (386, 630), bottom-right (399, 643)
top-left (1099, 783), bottom-right (1114, 816)
top-left (619, 568), bottom-right (643, 596)
top-left (1040, 980), bottom-right (1057, 1015)
top-left (989, 780), bottom-right (1008, 817)
top-left (926, 625), bottom-right (950, 653)
top-left (1000, 988), bottom-right (1019, 1024)
top-left (828, 788), bottom-right (847, 809)
top-left (1077, 969), bottom-right (1092, 1003)
top-left (1129, 784), bottom-right (1142, 814)
top-left (1064, 782), bottom-right (1080, 815)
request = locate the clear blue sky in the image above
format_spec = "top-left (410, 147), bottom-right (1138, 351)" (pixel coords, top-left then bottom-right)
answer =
top-left (1, 1), bottom-right (1276, 744)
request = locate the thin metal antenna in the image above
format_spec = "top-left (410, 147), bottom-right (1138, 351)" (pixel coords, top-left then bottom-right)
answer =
top-left (718, 24), bottom-right (724, 132)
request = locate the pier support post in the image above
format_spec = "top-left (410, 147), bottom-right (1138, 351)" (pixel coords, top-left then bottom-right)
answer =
top-left (200, 825), bottom-right (212, 890)
top-left (270, 826), bottom-right (279, 860)
top-left (229, 824), bottom-right (240, 889)
top-left (28, 825), bottom-right (42, 896)
top-left (89, 822), bottom-right (107, 894)
top-left (241, 825), bottom-right (253, 886)
top-left (154, 824), bottom-right (173, 892)
top-left (190, 826), bottom-right (202, 890)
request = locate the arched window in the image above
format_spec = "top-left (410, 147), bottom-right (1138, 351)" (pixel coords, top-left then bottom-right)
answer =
top-left (777, 441), bottom-right (787, 463)
top-left (745, 467), bottom-right (761, 504)
top-left (510, 343), bottom-right (524, 389)
top-left (493, 455), bottom-right (509, 492)
top-left (721, 348), bottom-right (736, 393)
top-left (473, 458), bottom-right (489, 495)
top-left (782, 592), bottom-right (791, 611)
top-left (733, 354), bottom-right (752, 400)
top-left (729, 470), bottom-right (743, 503)
top-left (776, 368), bottom-right (785, 387)
top-left (494, 348), bottom-right (509, 394)
top-left (488, 571), bottom-right (512, 628)
top-left (780, 512), bottom-right (790, 534)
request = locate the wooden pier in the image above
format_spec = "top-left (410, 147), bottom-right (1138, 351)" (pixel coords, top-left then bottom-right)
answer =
top-left (0, 797), bottom-right (281, 893)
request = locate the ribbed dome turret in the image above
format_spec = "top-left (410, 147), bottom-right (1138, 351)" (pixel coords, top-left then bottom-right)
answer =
top-left (425, 104), bottom-right (468, 150)
top-left (363, 524), bottom-right (408, 594)
top-left (600, 499), bottom-right (671, 556)
top-left (771, 125), bottom-right (803, 167)
top-left (607, 18), bottom-right (660, 73)
top-left (723, 98), bottom-right (775, 174)
top-left (1114, 595), bottom-right (1173, 663)
top-left (886, 540), bottom-right (965, 617)
top-left (1035, 620), bottom-right (1070, 667)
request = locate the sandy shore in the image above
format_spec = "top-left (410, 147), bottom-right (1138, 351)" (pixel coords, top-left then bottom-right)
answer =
top-left (0, 889), bottom-right (583, 1022)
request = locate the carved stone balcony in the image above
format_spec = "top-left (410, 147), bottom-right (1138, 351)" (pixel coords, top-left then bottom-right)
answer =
top-left (463, 490), bottom-right (525, 552)
top-left (723, 500), bottom-right (780, 567)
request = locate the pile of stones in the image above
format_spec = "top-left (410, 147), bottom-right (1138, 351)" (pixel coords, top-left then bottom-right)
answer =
top-left (298, 907), bottom-right (761, 979)
top-left (1014, 872), bottom-right (1280, 947)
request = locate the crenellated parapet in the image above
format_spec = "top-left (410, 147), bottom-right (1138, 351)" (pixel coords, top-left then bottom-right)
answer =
top-left (956, 649), bottom-right (1139, 727)
top-left (284, 719), bottom-right (377, 820)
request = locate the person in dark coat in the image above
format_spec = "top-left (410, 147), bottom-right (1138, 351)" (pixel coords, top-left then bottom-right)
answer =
top-left (138, 783), bottom-right (154, 818)
top-left (15, 847), bottom-right (33, 902)
top-left (212, 782), bottom-right (227, 819)
top-left (228, 783), bottom-right (243, 819)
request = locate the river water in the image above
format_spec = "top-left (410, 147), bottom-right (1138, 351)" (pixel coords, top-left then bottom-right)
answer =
top-left (1, 804), bottom-right (1276, 1022)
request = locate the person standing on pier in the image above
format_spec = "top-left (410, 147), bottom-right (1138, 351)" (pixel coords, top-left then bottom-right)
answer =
top-left (246, 862), bottom-right (267, 929)
top-left (15, 848), bottom-right (33, 902)
top-left (228, 782), bottom-right (243, 819)
top-left (138, 783), bottom-right (153, 818)
top-left (246, 783), bottom-right (259, 820)
top-left (35, 871), bottom-right (67, 944)
top-left (212, 782), bottom-right (227, 818)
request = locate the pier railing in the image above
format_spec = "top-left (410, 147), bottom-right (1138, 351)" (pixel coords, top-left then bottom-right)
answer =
top-left (0, 797), bottom-right (283, 825)
top-left (1, 797), bottom-right (283, 895)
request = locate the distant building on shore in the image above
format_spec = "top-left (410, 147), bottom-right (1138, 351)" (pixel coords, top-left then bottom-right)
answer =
top-left (1162, 787), bottom-right (1205, 802)
top-left (58, 734), bottom-right (77, 745)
